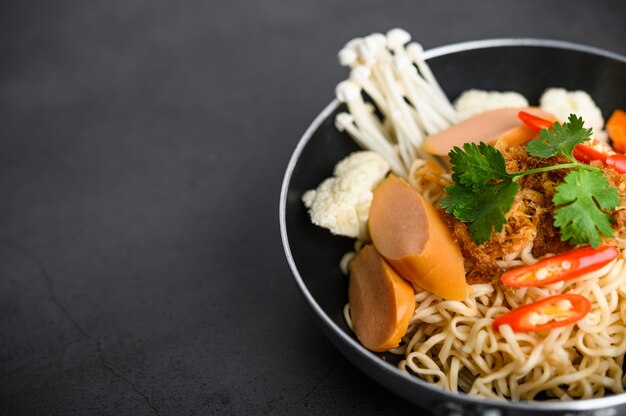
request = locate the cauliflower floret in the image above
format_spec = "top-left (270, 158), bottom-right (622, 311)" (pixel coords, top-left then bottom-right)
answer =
top-left (454, 89), bottom-right (529, 119)
top-left (540, 88), bottom-right (605, 140)
top-left (302, 151), bottom-right (390, 240)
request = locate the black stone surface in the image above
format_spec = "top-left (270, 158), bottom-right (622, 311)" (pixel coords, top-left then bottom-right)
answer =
top-left (1, 1), bottom-right (625, 415)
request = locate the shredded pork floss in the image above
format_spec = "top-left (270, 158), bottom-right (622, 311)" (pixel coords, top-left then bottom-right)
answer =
top-left (411, 144), bottom-right (626, 284)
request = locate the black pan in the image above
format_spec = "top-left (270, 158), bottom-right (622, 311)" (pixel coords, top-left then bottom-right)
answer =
top-left (280, 39), bottom-right (626, 416)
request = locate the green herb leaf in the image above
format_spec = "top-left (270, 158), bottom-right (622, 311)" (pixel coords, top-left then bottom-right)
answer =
top-left (441, 114), bottom-right (617, 247)
top-left (449, 142), bottom-right (512, 187)
top-left (525, 114), bottom-right (592, 161)
top-left (440, 180), bottom-right (519, 245)
top-left (552, 169), bottom-right (619, 247)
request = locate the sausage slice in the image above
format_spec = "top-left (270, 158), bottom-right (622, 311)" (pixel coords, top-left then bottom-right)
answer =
top-left (368, 175), bottom-right (468, 300)
top-left (349, 245), bottom-right (415, 352)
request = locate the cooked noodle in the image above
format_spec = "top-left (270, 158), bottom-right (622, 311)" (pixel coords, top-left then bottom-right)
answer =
top-left (345, 253), bottom-right (626, 400)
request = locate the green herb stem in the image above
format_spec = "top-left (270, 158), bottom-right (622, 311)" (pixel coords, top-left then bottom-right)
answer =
top-left (511, 163), bottom-right (602, 182)
top-left (441, 114), bottom-right (613, 247)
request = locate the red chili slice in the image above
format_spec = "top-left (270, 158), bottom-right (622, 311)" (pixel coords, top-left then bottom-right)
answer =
top-left (606, 154), bottom-right (626, 174)
top-left (518, 110), bottom-right (554, 133)
top-left (492, 294), bottom-right (591, 333)
top-left (501, 245), bottom-right (618, 288)
top-left (517, 111), bottom-right (626, 171)
top-left (572, 143), bottom-right (610, 163)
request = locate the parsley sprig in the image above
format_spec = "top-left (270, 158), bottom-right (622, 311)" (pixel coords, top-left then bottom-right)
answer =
top-left (439, 114), bottom-right (619, 247)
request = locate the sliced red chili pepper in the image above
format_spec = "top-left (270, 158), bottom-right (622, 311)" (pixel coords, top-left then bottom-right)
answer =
top-left (501, 245), bottom-right (618, 288)
top-left (517, 111), bottom-right (554, 133)
top-left (606, 154), bottom-right (626, 174)
top-left (517, 111), bottom-right (620, 168)
top-left (492, 294), bottom-right (590, 333)
top-left (572, 143), bottom-right (610, 163)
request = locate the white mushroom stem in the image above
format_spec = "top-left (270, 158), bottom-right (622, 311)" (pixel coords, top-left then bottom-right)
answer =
top-left (336, 81), bottom-right (407, 176)
top-left (367, 43), bottom-right (424, 160)
top-left (335, 113), bottom-right (406, 177)
top-left (380, 62), bottom-right (422, 142)
top-left (406, 43), bottom-right (446, 97)
top-left (335, 113), bottom-right (371, 149)
top-left (347, 103), bottom-right (401, 170)
top-left (406, 106), bottom-right (426, 134)
top-left (400, 63), bottom-right (459, 124)
top-left (362, 33), bottom-right (387, 66)
top-left (350, 66), bottom-right (389, 114)
top-left (407, 42), bottom-right (460, 123)
top-left (336, 81), bottom-right (386, 143)
top-left (393, 55), bottom-right (450, 134)
top-left (333, 29), bottom-right (460, 176)
top-left (362, 103), bottom-right (388, 136)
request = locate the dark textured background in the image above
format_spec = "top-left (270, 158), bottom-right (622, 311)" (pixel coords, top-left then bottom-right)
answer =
top-left (1, 1), bottom-right (625, 415)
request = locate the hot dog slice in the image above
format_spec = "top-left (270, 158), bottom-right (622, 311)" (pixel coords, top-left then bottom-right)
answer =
top-left (369, 175), bottom-right (468, 300)
top-left (349, 245), bottom-right (415, 352)
top-left (423, 107), bottom-right (555, 157)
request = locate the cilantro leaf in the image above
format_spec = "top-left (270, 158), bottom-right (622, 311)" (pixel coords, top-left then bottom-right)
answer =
top-left (449, 142), bottom-right (512, 187)
top-left (441, 114), bottom-right (617, 247)
top-left (525, 114), bottom-right (592, 161)
top-left (440, 180), bottom-right (519, 245)
top-left (552, 169), bottom-right (619, 247)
